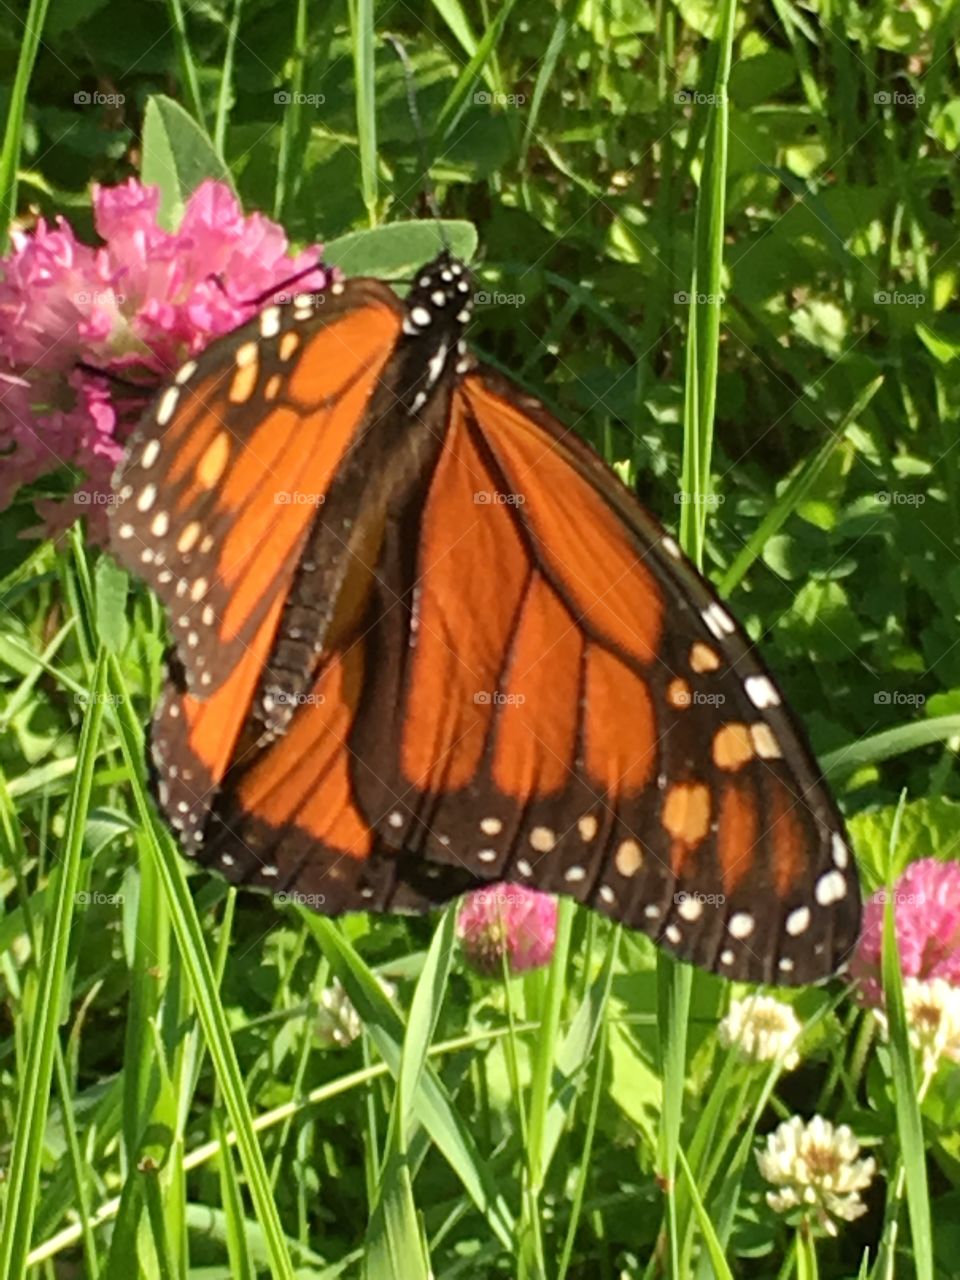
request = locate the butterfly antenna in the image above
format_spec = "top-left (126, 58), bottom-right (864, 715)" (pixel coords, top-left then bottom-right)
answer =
top-left (383, 33), bottom-right (449, 253)
top-left (76, 360), bottom-right (156, 393)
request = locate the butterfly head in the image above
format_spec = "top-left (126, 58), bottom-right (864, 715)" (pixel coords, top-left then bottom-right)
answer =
top-left (395, 254), bottom-right (475, 413)
top-left (402, 253), bottom-right (474, 343)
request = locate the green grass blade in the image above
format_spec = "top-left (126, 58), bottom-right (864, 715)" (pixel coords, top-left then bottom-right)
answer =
top-left (680, 309), bottom-right (701, 557)
top-left (0, 618), bottom-right (74, 731)
top-left (348, 0), bottom-right (378, 225)
top-left (719, 376), bottom-right (884, 595)
top-left (27, 1022), bottom-right (537, 1267)
top-left (364, 1150), bottom-right (428, 1280)
top-left (821, 716), bottom-right (960, 777)
top-left (0, 648), bottom-right (108, 1280)
top-left (51, 1042), bottom-right (101, 1279)
top-left (273, 0), bottom-right (308, 220)
top-left (696, 1052), bottom-right (803, 1274)
top-left (769, 0), bottom-right (827, 115)
top-left (676, 1146), bottom-right (734, 1280)
top-left (104, 1177), bottom-right (144, 1279)
top-left (679, 0), bottom-right (737, 561)
top-left (162, 0), bottom-right (206, 126)
top-left (434, 0), bottom-right (519, 140)
top-left (0, 0), bottom-right (51, 252)
top-left (119, 819), bottom-right (170, 1243)
top-left (520, 897), bottom-right (574, 1274)
top-left (526, 897), bottom-right (574, 1192)
top-left (519, 2), bottom-right (573, 166)
top-left (397, 907), bottom-right (457, 1133)
top-left (142, 1171), bottom-right (179, 1280)
top-left (540, 919), bottom-right (618, 1175)
top-left (680, 1050), bottom-right (740, 1268)
top-left (880, 803), bottom-right (933, 1280)
top-left (655, 957), bottom-right (692, 1276)
top-left (661, 8), bottom-right (737, 1259)
top-left (556, 929), bottom-right (620, 1280)
top-left (214, 0), bottom-right (244, 156)
top-left (364, 912), bottom-right (457, 1280)
top-left (423, 0), bottom-right (493, 86)
top-left (216, 1111), bottom-right (256, 1280)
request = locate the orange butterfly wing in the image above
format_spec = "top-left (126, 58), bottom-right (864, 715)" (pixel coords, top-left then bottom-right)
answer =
top-left (111, 284), bottom-right (403, 697)
top-left (347, 368), bottom-right (859, 984)
top-left (111, 283), bottom-right (400, 877)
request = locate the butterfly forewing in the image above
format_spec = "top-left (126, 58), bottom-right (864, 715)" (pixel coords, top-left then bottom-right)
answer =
top-left (109, 276), bottom-right (409, 883)
top-left (109, 282), bottom-right (404, 698)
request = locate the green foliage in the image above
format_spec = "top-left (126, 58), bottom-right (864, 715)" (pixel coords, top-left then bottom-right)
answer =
top-left (2, 0), bottom-right (960, 1276)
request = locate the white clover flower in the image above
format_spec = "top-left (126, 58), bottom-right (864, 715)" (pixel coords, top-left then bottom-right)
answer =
top-left (316, 976), bottom-right (397, 1047)
top-left (874, 978), bottom-right (960, 1075)
top-left (718, 994), bottom-right (802, 1070)
top-left (757, 1116), bottom-right (875, 1236)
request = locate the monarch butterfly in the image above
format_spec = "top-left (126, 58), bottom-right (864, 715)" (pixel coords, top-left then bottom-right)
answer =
top-left (108, 246), bottom-right (861, 986)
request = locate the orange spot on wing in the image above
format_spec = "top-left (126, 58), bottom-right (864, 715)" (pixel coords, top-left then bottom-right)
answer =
top-left (176, 521), bottom-right (202, 554)
top-left (196, 432), bottom-right (231, 488)
top-left (278, 331), bottom-right (300, 362)
top-left (663, 782), bottom-right (711, 848)
top-left (615, 838), bottom-right (644, 876)
top-left (164, 375), bottom-right (232, 486)
top-left (579, 814), bottom-right (599, 841)
top-left (667, 677), bottom-right (691, 709)
top-left (712, 723), bottom-right (754, 772)
top-left (228, 360), bottom-right (259, 404)
top-left (690, 642), bottom-right (721, 674)
top-left (176, 404), bottom-right (299, 522)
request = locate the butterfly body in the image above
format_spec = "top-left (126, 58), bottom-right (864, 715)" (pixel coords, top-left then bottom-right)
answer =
top-left (110, 247), bottom-right (861, 985)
